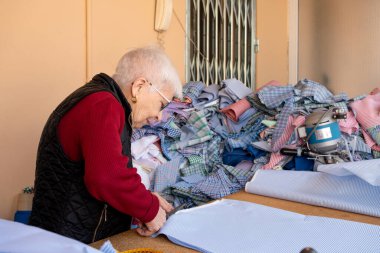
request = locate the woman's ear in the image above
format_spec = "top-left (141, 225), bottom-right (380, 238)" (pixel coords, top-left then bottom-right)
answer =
top-left (131, 77), bottom-right (146, 97)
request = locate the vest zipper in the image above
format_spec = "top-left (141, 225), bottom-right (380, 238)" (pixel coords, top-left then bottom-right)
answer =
top-left (92, 204), bottom-right (108, 242)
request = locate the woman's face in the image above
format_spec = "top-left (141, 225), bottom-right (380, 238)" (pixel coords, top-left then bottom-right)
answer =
top-left (131, 79), bottom-right (173, 128)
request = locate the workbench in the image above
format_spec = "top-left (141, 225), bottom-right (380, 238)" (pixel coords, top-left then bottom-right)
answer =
top-left (90, 191), bottom-right (380, 253)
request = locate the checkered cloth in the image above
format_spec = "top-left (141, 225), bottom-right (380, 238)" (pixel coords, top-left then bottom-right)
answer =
top-left (170, 110), bottom-right (213, 150)
top-left (183, 81), bottom-right (206, 103)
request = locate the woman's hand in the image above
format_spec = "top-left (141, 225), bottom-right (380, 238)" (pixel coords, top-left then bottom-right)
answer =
top-left (136, 206), bottom-right (166, 236)
top-left (136, 192), bottom-right (173, 236)
top-left (152, 192), bottom-right (174, 213)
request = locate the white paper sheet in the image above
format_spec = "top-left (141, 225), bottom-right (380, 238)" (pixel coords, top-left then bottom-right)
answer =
top-left (155, 199), bottom-right (380, 253)
top-left (245, 169), bottom-right (380, 217)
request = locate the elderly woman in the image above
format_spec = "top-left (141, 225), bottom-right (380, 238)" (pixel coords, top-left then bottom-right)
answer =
top-left (29, 46), bottom-right (183, 243)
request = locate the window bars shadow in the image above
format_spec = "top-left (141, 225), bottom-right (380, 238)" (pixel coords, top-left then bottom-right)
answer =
top-left (186, 0), bottom-right (257, 89)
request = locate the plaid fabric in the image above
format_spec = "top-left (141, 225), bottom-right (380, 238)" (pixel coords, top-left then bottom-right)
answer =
top-left (225, 115), bottom-right (266, 150)
top-left (179, 142), bottom-right (207, 157)
top-left (271, 97), bottom-right (294, 151)
top-left (373, 150), bottom-right (380, 159)
top-left (294, 79), bottom-right (333, 102)
top-left (180, 163), bottom-right (209, 177)
top-left (151, 156), bottom-right (184, 193)
top-left (187, 155), bottom-right (203, 165)
top-left (224, 162), bottom-right (258, 186)
top-left (294, 101), bottom-right (348, 113)
top-left (294, 79), bottom-right (348, 103)
top-left (246, 95), bottom-right (277, 116)
top-left (338, 133), bottom-right (372, 154)
top-left (170, 110), bottom-right (213, 150)
top-left (183, 81), bottom-right (206, 104)
top-left (258, 85), bottom-right (294, 109)
top-left (192, 166), bottom-right (242, 199)
top-left (367, 125), bottom-right (380, 146)
top-left (171, 181), bottom-right (211, 203)
top-left (206, 135), bottom-right (224, 165)
top-left (164, 119), bottom-right (182, 138)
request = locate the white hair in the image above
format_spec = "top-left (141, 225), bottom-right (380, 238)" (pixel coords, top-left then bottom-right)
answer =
top-left (112, 45), bottom-right (183, 98)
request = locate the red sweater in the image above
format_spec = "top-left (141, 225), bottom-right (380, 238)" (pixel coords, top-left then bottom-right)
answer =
top-left (57, 91), bottom-right (159, 223)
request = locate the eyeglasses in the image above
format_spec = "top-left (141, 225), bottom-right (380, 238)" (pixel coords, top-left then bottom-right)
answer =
top-left (145, 80), bottom-right (172, 111)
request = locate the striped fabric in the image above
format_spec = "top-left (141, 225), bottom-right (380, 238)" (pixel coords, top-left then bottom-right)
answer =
top-left (350, 92), bottom-right (380, 129)
top-left (339, 110), bottom-right (360, 135)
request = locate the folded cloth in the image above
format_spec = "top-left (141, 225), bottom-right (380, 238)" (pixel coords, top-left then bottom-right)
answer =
top-left (219, 79), bottom-right (253, 109)
top-left (220, 98), bottom-right (252, 122)
top-left (317, 159), bottom-right (380, 186)
top-left (197, 83), bottom-right (220, 103)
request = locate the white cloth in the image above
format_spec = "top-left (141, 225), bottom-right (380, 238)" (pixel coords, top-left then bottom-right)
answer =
top-left (317, 159), bottom-right (380, 186)
top-left (0, 219), bottom-right (101, 253)
top-left (131, 135), bottom-right (160, 160)
top-left (155, 199), bottom-right (380, 253)
top-left (245, 169), bottom-right (380, 217)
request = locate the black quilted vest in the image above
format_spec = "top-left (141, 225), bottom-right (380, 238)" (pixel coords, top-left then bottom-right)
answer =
top-left (29, 73), bottom-right (133, 243)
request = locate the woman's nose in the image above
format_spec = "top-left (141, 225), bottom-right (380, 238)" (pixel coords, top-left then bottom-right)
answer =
top-left (156, 111), bottom-right (163, 122)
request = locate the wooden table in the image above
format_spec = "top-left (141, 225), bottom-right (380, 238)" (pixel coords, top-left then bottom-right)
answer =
top-left (91, 191), bottom-right (380, 252)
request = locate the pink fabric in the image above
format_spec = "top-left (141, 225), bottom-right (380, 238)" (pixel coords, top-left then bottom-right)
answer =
top-left (338, 111), bottom-right (359, 135)
top-left (350, 92), bottom-right (380, 129)
top-left (262, 144), bottom-right (296, 170)
top-left (262, 152), bottom-right (285, 170)
top-left (272, 115), bottom-right (306, 152)
top-left (370, 87), bottom-right (380, 95)
top-left (263, 115), bottom-right (305, 170)
top-left (220, 98), bottom-right (251, 122)
top-left (362, 129), bottom-right (380, 152)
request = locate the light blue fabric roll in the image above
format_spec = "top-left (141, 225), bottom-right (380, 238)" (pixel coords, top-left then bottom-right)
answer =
top-left (155, 199), bottom-right (380, 253)
top-left (245, 169), bottom-right (380, 217)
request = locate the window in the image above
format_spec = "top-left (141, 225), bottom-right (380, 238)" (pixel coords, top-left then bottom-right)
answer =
top-left (186, 0), bottom-right (257, 88)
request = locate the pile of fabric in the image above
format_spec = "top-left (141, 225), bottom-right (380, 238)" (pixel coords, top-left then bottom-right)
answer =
top-left (131, 79), bottom-right (379, 207)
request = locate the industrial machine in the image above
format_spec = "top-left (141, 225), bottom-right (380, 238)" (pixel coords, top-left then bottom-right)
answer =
top-left (281, 107), bottom-right (347, 164)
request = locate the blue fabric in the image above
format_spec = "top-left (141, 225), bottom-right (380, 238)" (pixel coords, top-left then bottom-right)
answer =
top-left (283, 158), bottom-right (295, 170)
top-left (222, 148), bottom-right (253, 166)
top-left (183, 81), bottom-right (206, 104)
top-left (317, 159), bottom-right (380, 186)
top-left (197, 83), bottom-right (220, 103)
top-left (14, 211), bottom-right (31, 224)
top-left (0, 219), bottom-right (101, 253)
top-left (258, 85), bottom-right (294, 109)
top-left (294, 156), bottom-right (315, 171)
top-left (155, 199), bottom-right (380, 253)
top-left (246, 169), bottom-right (380, 217)
top-left (218, 79), bottom-right (253, 109)
top-left (294, 79), bottom-right (348, 104)
top-left (246, 144), bottom-right (267, 158)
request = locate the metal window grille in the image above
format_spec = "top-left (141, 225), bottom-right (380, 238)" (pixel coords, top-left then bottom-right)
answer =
top-left (186, 0), bottom-right (257, 88)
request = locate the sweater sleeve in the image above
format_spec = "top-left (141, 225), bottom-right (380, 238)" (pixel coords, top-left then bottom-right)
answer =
top-left (80, 93), bottom-right (159, 223)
